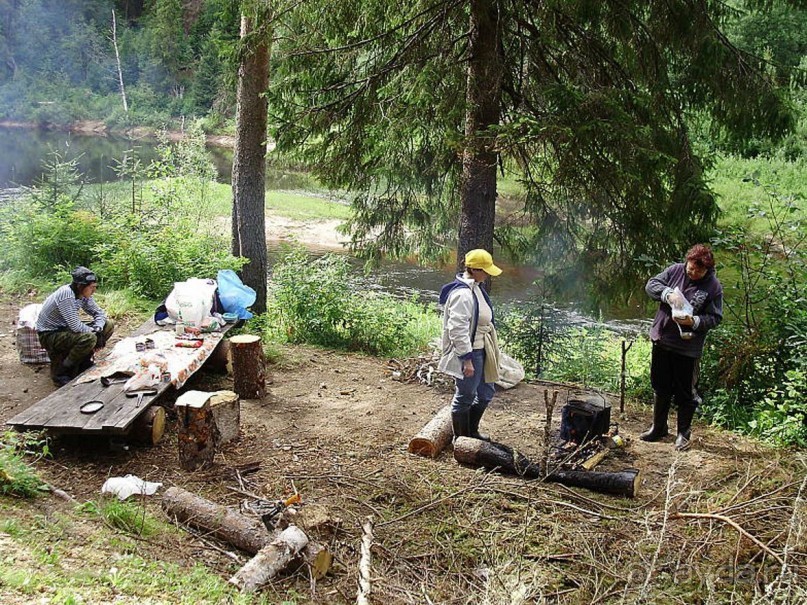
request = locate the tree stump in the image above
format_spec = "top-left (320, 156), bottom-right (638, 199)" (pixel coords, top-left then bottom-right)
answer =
top-left (129, 406), bottom-right (166, 445)
top-left (162, 486), bottom-right (271, 554)
top-left (229, 334), bottom-right (266, 399)
top-left (176, 390), bottom-right (218, 471)
top-left (209, 390), bottom-right (240, 443)
top-left (408, 405), bottom-right (453, 458)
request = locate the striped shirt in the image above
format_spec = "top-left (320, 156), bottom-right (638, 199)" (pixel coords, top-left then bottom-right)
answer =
top-left (35, 284), bottom-right (106, 334)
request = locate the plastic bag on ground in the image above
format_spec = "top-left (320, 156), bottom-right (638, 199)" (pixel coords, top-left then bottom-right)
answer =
top-left (496, 352), bottom-right (525, 390)
top-left (101, 474), bottom-right (162, 500)
top-left (217, 269), bottom-right (256, 319)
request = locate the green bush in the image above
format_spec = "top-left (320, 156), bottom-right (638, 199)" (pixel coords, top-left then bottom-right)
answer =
top-left (266, 246), bottom-right (438, 357)
top-left (0, 431), bottom-right (49, 499)
top-left (0, 126), bottom-right (246, 299)
top-left (498, 302), bottom-right (653, 399)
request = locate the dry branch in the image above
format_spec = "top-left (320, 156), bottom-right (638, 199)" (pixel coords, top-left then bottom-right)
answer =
top-left (673, 512), bottom-right (786, 567)
top-left (356, 516), bottom-right (374, 605)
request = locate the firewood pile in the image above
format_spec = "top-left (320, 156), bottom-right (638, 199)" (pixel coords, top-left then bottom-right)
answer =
top-left (385, 352), bottom-right (453, 390)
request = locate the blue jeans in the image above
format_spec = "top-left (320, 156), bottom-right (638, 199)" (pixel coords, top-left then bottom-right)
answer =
top-left (451, 349), bottom-right (495, 414)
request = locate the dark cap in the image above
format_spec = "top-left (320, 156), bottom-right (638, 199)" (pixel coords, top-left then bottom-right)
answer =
top-left (71, 266), bottom-right (98, 286)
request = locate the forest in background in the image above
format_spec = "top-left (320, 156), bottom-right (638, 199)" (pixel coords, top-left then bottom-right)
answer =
top-left (0, 0), bottom-right (806, 445)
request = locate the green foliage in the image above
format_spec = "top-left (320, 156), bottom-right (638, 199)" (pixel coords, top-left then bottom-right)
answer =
top-left (698, 174), bottom-right (807, 446)
top-left (80, 498), bottom-right (161, 538)
top-left (0, 431), bottom-right (49, 499)
top-left (0, 126), bottom-right (246, 299)
top-left (266, 246), bottom-right (439, 357)
top-left (0, 150), bottom-right (106, 276)
top-left (498, 302), bottom-right (653, 399)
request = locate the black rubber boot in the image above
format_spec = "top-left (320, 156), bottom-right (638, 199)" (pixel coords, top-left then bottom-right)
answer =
top-left (52, 362), bottom-right (75, 387)
top-left (468, 405), bottom-right (490, 442)
top-left (675, 403), bottom-right (697, 451)
top-left (640, 395), bottom-right (672, 442)
top-left (451, 409), bottom-right (470, 440)
top-left (76, 355), bottom-right (95, 375)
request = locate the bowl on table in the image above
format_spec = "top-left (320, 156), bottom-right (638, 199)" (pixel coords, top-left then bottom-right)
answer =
top-left (222, 312), bottom-right (239, 324)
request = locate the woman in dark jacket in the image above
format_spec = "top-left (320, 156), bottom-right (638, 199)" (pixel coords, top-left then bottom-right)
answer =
top-left (641, 244), bottom-right (723, 451)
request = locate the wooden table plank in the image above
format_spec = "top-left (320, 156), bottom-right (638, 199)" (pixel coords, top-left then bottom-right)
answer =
top-left (6, 320), bottom-right (237, 435)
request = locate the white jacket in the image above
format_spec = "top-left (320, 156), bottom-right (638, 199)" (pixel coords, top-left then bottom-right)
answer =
top-left (437, 275), bottom-right (478, 379)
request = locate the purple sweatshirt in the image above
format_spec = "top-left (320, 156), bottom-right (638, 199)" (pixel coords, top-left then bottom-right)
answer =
top-left (646, 263), bottom-right (723, 358)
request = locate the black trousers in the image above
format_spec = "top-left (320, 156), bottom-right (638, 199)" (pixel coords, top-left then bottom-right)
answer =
top-left (650, 344), bottom-right (701, 408)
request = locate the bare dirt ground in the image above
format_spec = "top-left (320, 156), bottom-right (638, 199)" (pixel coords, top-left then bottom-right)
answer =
top-left (1, 295), bottom-right (805, 603)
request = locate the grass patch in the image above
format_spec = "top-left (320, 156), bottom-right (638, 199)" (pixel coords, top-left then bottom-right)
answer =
top-left (0, 431), bottom-right (49, 498)
top-left (710, 154), bottom-right (806, 234)
top-left (266, 190), bottom-right (351, 221)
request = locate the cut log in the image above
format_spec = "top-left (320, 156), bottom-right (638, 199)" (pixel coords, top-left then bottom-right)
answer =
top-left (581, 448), bottom-right (609, 471)
top-left (453, 437), bottom-right (640, 498)
top-left (129, 406), bottom-right (166, 445)
top-left (176, 390), bottom-right (218, 470)
top-left (408, 405), bottom-right (453, 458)
top-left (301, 542), bottom-right (333, 580)
top-left (209, 390), bottom-right (240, 443)
top-left (229, 334), bottom-right (266, 399)
top-left (229, 525), bottom-right (309, 593)
top-left (162, 486), bottom-right (271, 555)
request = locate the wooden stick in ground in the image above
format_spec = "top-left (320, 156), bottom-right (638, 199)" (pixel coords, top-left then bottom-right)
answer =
top-left (356, 516), bottom-right (374, 605)
top-left (408, 405), bottom-right (453, 458)
top-left (229, 525), bottom-right (309, 593)
top-left (229, 334), bottom-right (266, 399)
top-left (161, 486), bottom-right (271, 555)
top-left (543, 389), bottom-right (558, 475)
top-left (620, 340), bottom-right (633, 416)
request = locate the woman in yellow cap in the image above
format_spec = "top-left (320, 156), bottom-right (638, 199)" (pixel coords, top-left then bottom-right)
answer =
top-left (437, 249), bottom-right (502, 440)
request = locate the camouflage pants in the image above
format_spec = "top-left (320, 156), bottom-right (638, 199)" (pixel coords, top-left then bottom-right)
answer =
top-left (38, 320), bottom-right (115, 374)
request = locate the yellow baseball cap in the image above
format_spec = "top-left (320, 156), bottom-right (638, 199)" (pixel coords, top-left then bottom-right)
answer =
top-left (464, 249), bottom-right (502, 276)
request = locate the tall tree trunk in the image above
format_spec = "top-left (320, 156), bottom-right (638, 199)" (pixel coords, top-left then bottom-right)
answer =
top-left (456, 0), bottom-right (503, 273)
top-left (232, 12), bottom-right (270, 314)
top-left (111, 10), bottom-right (128, 113)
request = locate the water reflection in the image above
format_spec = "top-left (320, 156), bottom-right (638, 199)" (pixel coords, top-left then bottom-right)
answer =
top-left (0, 126), bottom-right (651, 325)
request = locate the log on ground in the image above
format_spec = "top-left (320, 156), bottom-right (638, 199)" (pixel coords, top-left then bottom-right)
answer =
top-left (162, 486), bottom-right (271, 554)
top-left (229, 525), bottom-right (309, 593)
top-left (453, 437), bottom-right (640, 498)
top-left (229, 334), bottom-right (266, 399)
top-left (408, 405), bottom-right (453, 458)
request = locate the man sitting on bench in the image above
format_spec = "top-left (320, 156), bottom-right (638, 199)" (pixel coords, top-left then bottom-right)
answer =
top-left (36, 266), bottom-right (115, 387)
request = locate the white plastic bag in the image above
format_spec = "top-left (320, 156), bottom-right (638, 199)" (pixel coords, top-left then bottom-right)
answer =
top-left (101, 474), bottom-right (162, 500)
top-left (164, 278), bottom-right (218, 327)
top-left (496, 352), bottom-right (525, 390)
top-left (670, 287), bottom-right (694, 320)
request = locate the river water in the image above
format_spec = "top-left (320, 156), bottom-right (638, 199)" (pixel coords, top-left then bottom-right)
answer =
top-left (0, 126), bottom-right (649, 329)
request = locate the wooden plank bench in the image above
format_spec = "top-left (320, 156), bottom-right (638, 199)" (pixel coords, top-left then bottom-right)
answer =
top-left (5, 319), bottom-right (236, 438)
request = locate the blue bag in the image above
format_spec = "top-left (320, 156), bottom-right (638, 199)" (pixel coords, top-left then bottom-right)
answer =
top-left (216, 270), bottom-right (257, 319)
